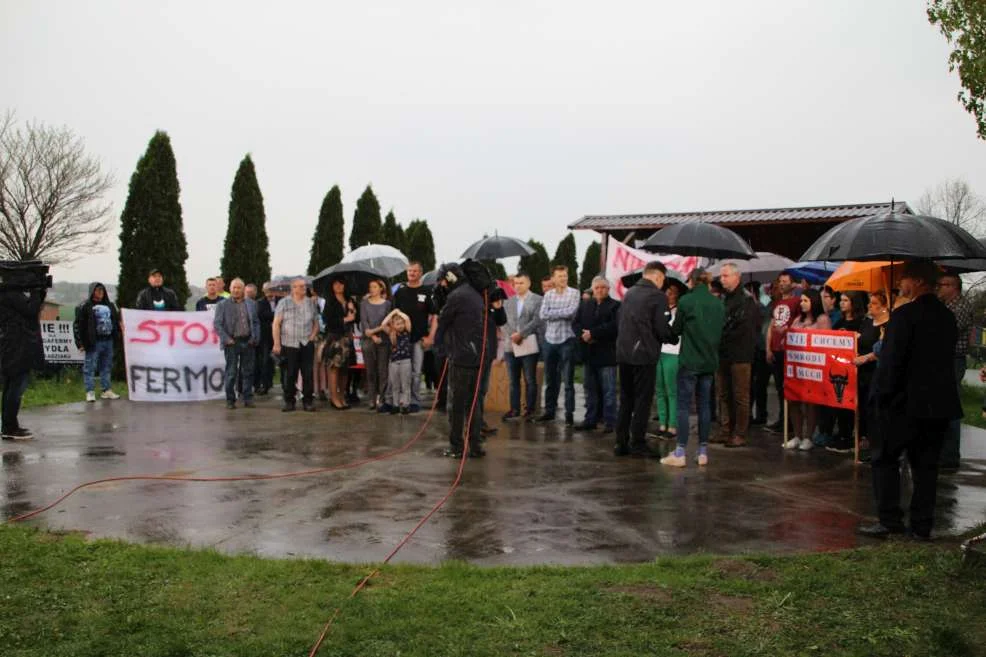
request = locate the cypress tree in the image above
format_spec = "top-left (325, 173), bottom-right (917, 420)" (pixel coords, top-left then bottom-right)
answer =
top-left (380, 210), bottom-right (407, 253)
top-left (552, 233), bottom-right (579, 287)
top-left (579, 241), bottom-right (602, 290)
top-left (518, 239), bottom-right (550, 289)
top-left (308, 185), bottom-right (345, 275)
top-left (220, 154), bottom-right (271, 287)
top-left (117, 130), bottom-right (190, 309)
top-left (349, 185), bottom-right (382, 250)
top-left (405, 219), bottom-right (437, 271)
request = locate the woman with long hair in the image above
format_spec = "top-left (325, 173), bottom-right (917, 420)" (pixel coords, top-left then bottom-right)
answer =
top-left (360, 278), bottom-right (392, 410)
top-left (852, 290), bottom-right (890, 461)
top-left (655, 280), bottom-right (685, 439)
top-left (322, 277), bottom-right (357, 409)
top-left (784, 288), bottom-right (831, 451)
top-left (822, 291), bottom-right (868, 453)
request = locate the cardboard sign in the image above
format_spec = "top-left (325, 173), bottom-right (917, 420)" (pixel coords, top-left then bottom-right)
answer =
top-left (122, 309), bottom-right (226, 402)
top-left (783, 328), bottom-right (857, 410)
top-left (604, 236), bottom-right (701, 300)
top-left (41, 320), bottom-right (84, 363)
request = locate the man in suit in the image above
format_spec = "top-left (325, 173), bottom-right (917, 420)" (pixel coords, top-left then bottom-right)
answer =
top-left (502, 272), bottom-right (543, 420)
top-left (858, 260), bottom-right (962, 540)
top-left (573, 276), bottom-right (620, 433)
top-left (213, 278), bottom-right (261, 409)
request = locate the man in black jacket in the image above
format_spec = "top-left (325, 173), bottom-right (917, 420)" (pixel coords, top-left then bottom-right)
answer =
top-left (716, 263), bottom-right (760, 448)
top-left (573, 276), bottom-right (620, 432)
top-left (73, 282), bottom-right (122, 402)
top-left (859, 260), bottom-right (962, 540)
top-left (436, 263), bottom-right (488, 458)
top-left (1, 286), bottom-right (45, 440)
top-left (614, 261), bottom-right (674, 456)
top-left (255, 282), bottom-right (277, 395)
top-left (135, 269), bottom-right (181, 311)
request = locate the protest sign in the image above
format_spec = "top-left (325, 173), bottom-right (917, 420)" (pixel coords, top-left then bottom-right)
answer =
top-left (783, 328), bottom-right (857, 410)
top-left (41, 320), bottom-right (84, 363)
top-left (122, 309), bottom-right (226, 402)
top-left (604, 236), bottom-right (701, 299)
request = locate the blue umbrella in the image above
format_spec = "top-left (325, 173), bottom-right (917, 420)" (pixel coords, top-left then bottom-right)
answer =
top-left (784, 261), bottom-right (839, 285)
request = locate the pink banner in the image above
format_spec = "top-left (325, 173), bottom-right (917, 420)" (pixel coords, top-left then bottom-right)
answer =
top-left (604, 236), bottom-right (702, 299)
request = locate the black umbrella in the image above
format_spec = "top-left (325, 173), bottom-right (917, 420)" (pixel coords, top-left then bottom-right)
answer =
top-left (312, 261), bottom-right (387, 298)
top-left (799, 211), bottom-right (986, 262)
top-left (460, 235), bottom-right (535, 260)
top-left (939, 238), bottom-right (986, 274)
top-left (641, 222), bottom-right (756, 260)
top-left (422, 269), bottom-right (439, 286)
top-left (620, 267), bottom-right (686, 290)
top-left (269, 275), bottom-right (312, 294)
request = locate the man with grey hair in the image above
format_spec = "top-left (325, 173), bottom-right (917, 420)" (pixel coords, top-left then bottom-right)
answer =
top-left (213, 278), bottom-right (260, 409)
top-left (273, 278), bottom-right (320, 412)
top-left (573, 275), bottom-right (621, 432)
top-left (244, 283), bottom-right (258, 300)
top-left (715, 263), bottom-right (760, 447)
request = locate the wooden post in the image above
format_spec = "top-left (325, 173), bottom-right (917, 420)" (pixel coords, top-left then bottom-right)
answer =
top-left (783, 399), bottom-right (788, 447)
top-left (853, 340), bottom-right (861, 465)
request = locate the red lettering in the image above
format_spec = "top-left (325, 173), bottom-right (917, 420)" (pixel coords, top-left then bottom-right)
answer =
top-left (129, 320), bottom-right (162, 344)
top-left (182, 322), bottom-right (209, 346)
top-left (128, 318), bottom-right (220, 347)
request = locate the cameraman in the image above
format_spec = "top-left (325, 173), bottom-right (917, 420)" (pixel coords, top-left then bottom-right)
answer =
top-left (1, 285), bottom-right (45, 440)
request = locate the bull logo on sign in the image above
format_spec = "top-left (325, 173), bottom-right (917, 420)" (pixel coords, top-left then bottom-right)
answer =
top-left (829, 362), bottom-right (851, 404)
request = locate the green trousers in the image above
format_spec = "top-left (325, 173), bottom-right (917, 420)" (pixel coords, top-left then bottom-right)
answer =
top-left (655, 353), bottom-right (679, 429)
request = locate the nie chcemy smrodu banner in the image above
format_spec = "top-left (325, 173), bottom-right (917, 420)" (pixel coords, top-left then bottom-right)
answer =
top-left (122, 309), bottom-right (226, 402)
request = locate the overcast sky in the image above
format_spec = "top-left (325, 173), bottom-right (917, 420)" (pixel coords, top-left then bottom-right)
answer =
top-left (3, 0), bottom-right (983, 285)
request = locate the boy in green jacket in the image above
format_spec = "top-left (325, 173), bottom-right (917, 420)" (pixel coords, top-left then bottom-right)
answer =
top-left (662, 269), bottom-right (725, 467)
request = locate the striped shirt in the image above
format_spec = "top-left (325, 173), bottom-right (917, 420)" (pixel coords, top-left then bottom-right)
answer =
top-left (946, 294), bottom-right (973, 357)
top-left (274, 296), bottom-right (319, 348)
top-left (539, 286), bottom-right (580, 344)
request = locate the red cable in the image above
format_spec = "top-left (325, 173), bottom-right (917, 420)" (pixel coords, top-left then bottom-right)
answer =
top-left (6, 360), bottom-right (450, 525)
top-left (306, 289), bottom-right (490, 657)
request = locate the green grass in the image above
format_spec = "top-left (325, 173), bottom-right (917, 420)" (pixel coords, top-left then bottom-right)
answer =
top-left (22, 369), bottom-right (127, 409)
top-left (960, 383), bottom-right (986, 430)
top-left (0, 525), bottom-right (984, 657)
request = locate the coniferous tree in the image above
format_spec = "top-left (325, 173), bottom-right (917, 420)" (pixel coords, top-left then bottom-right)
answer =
top-left (552, 233), bottom-right (579, 287)
top-left (117, 130), bottom-right (190, 309)
top-left (380, 210), bottom-right (407, 253)
top-left (349, 185), bottom-right (382, 250)
top-left (579, 241), bottom-right (602, 290)
top-left (308, 185), bottom-right (345, 275)
top-left (220, 154), bottom-right (271, 287)
top-left (482, 260), bottom-right (508, 281)
top-left (405, 219), bottom-right (436, 271)
top-left (519, 239), bottom-right (550, 289)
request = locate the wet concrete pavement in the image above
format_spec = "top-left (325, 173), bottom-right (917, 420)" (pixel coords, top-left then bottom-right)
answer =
top-left (2, 390), bottom-right (985, 565)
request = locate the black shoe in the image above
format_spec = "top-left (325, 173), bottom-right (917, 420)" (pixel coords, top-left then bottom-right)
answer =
top-left (347, 392), bottom-right (360, 404)
top-left (534, 413), bottom-right (556, 423)
top-left (575, 422), bottom-right (597, 431)
top-left (400, 406), bottom-right (409, 415)
top-left (908, 529), bottom-right (933, 542)
top-left (408, 404), bottom-right (421, 414)
top-left (318, 391), bottom-right (329, 402)
top-left (502, 410), bottom-right (520, 421)
top-left (565, 413), bottom-right (574, 426)
top-left (303, 403), bottom-right (316, 412)
top-left (281, 401), bottom-right (296, 412)
top-left (378, 403), bottom-right (394, 414)
top-left (390, 406), bottom-right (400, 415)
top-left (226, 401), bottom-right (236, 409)
top-left (856, 522), bottom-right (906, 538)
top-left (601, 425), bottom-right (615, 434)
top-left (613, 444), bottom-right (630, 456)
top-left (256, 387), bottom-right (268, 396)
top-left (480, 424), bottom-right (498, 437)
top-left (243, 400), bottom-right (256, 408)
top-left (468, 447), bottom-right (487, 458)
top-left (443, 447), bottom-right (464, 458)
top-left (629, 443), bottom-right (657, 458)
top-left (1, 427), bottom-right (33, 440)
top-left (825, 439), bottom-right (853, 454)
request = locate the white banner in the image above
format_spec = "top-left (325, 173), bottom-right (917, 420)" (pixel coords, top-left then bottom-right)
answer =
top-left (41, 320), bottom-right (84, 363)
top-left (122, 309), bottom-right (226, 402)
top-left (604, 236), bottom-right (703, 300)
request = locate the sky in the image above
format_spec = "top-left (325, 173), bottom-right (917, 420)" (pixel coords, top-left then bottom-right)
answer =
top-left (2, 0), bottom-right (984, 285)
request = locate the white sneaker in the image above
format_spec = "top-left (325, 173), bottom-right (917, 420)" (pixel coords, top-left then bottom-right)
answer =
top-left (86, 391), bottom-right (96, 403)
top-left (660, 452), bottom-right (687, 468)
top-left (784, 436), bottom-right (800, 450)
top-left (696, 452), bottom-right (709, 466)
top-left (798, 437), bottom-right (814, 451)
top-left (100, 390), bottom-right (120, 400)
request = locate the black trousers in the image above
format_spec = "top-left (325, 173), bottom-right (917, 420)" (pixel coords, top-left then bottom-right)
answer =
top-left (1, 369), bottom-right (30, 433)
top-left (871, 412), bottom-right (947, 536)
top-left (282, 342), bottom-right (315, 404)
top-left (449, 363), bottom-right (482, 453)
top-left (750, 347), bottom-right (770, 422)
top-left (616, 363), bottom-right (656, 449)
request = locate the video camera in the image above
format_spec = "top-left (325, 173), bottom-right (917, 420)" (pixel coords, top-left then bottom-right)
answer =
top-left (0, 260), bottom-right (53, 292)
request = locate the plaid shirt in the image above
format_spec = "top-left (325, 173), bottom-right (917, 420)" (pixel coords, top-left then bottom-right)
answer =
top-left (539, 286), bottom-right (580, 344)
top-left (946, 294), bottom-right (973, 357)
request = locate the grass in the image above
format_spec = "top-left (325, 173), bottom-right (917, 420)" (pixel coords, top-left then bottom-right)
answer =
top-left (22, 368), bottom-right (127, 409)
top-left (960, 383), bottom-right (986, 430)
top-left (0, 525), bottom-right (984, 657)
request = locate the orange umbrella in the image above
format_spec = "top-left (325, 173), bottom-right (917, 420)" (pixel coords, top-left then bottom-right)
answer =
top-left (825, 261), bottom-right (893, 293)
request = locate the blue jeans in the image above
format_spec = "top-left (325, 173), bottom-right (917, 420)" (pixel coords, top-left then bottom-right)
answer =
top-left (83, 339), bottom-right (113, 392)
top-left (224, 339), bottom-right (255, 402)
top-left (584, 363), bottom-right (617, 427)
top-left (542, 339), bottom-right (575, 416)
top-left (505, 352), bottom-right (538, 414)
top-left (677, 368), bottom-right (714, 448)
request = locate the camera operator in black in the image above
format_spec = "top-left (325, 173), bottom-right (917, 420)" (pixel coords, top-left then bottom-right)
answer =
top-left (435, 263), bottom-right (505, 458)
top-left (1, 286), bottom-right (46, 439)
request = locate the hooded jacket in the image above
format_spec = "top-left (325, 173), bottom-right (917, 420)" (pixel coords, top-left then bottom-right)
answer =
top-left (615, 278), bottom-right (673, 366)
top-left (0, 287), bottom-right (45, 376)
top-left (73, 282), bottom-right (121, 350)
top-left (438, 282), bottom-right (486, 367)
top-left (135, 284), bottom-right (180, 311)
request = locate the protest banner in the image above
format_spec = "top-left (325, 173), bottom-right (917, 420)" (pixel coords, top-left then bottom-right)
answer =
top-left (783, 328), bottom-right (857, 410)
top-left (604, 236), bottom-right (701, 299)
top-left (41, 320), bottom-right (84, 363)
top-left (122, 309), bottom-right (226, 402)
